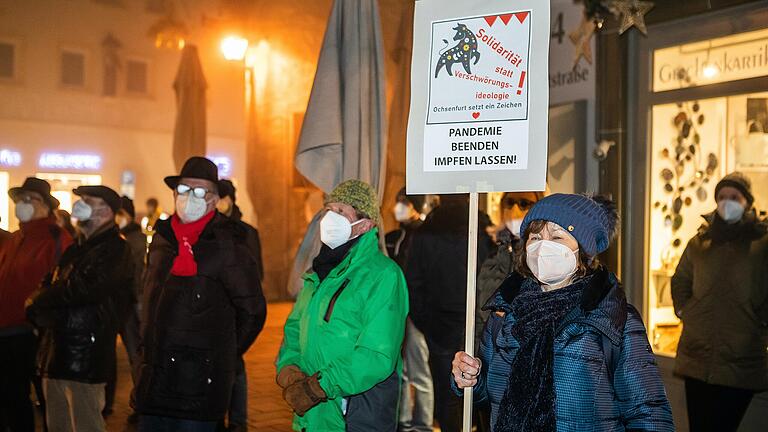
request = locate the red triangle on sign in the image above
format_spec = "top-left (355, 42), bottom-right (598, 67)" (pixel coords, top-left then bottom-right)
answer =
top-left (499, 14), bottom-right (512, 25)
top-left (484, 15), bottom-right (497, 26)
top-left (515, 12), bottom-right (529, 24)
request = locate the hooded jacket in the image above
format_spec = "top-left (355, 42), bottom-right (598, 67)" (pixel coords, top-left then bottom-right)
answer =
top-left (134, 213), bottom-right (266, 421)
top-left (462, 269), bottom-right (674, 431)
top-left (276, 229), bottom-right (409, 431)
top-left (672, 211), bottom-right (768, 390)
top-left (26, 225), bottom-right (134, 383)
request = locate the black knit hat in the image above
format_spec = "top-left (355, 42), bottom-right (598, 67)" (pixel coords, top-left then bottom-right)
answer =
top-left (73, 185), bottom-right (121, 214)
top-left (218, 179), bottom-right (236, 202)
top-left (120, 196), bottom-right (136, 218)
top-left (9, 177), bottom-right (60, 210)
top-left (715, 172), bottom-right (754, 206)
top-left (396, 187), bottom-right (425, 212)
top-left (164, 157), bottom-right (219, 190)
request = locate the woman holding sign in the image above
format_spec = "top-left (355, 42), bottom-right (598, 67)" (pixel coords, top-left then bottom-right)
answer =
top-left (451, 194), bottom-right (674, 431)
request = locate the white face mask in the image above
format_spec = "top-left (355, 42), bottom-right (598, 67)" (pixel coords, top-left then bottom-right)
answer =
top-left (526, 240), bottom-right (579, 288)
top-left (176, 194), bottom-right (209, 223)
top-left (393, 202), bottom-right (412, 222)
top-left (72, 200), bottom-right (93, 221)
top-left (717, 199), bottom-right (745, 224)
top-left (320, 211), bottom-right (363, 249)
top-left (15, 202), bottom-right (35, 223)
top-left (504, 218), bottom-right (524, 237)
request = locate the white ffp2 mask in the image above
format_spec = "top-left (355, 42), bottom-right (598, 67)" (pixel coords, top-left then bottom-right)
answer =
top-left (504, 218), bottom-right (524, 237)
top-left (14, 202), bottom-right (35, 223)
top-left (717, 199), bottom-right (745, 224)
top-left (176, 194), bottom-right (208, 223)
top-left (393, 202), bottom-right (412, 222)
top-left (72, 200), bottom-right (93, 221)
top-left (526, 240), bottom-right (578, 288)
top-left (320, 211), bottom-right (363, 249)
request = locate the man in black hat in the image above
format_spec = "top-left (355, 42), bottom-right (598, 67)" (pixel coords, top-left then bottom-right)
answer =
top-left (26, 185), bottom-right (135, 432)
top-left (0, 177), bottom-right (73, 432)
top-left (134, 157), bottom-right (266, 432)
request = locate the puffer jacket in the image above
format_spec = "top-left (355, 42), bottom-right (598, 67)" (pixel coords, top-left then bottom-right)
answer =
top-left (672, 211), bottom-right (768, 390)
top-left (463, 269), bottom-right (674, 431)
top-left (276, 229), bottom-right (409, 431)
top-left (27, 224), bottom-right (134, 383)
top-left (134, 213), bottom-right (266, 421)
top-left (475, 229), bottom-right (519, 348)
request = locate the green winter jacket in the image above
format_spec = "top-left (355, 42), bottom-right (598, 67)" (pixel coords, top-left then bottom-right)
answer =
top-left (276, 229), bottom-right (409, 431)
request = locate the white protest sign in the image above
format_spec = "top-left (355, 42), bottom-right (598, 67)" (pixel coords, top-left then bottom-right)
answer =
top-left (407, 0), bottom-right (550, 194)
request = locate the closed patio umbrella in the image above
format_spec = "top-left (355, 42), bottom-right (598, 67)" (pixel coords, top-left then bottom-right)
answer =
top-left (172, 44), bottom-right (208, 171)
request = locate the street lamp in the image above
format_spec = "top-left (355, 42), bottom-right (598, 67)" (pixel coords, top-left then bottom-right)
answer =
top-left (220, 35), bottom-right (249, 61)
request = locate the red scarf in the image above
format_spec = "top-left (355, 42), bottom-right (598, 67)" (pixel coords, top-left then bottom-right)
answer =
top-left (170, 211), bottom-right (216, 276)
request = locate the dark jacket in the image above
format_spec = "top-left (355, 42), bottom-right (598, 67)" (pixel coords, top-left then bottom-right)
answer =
top-left (405, 201), bottom-right (493, 349)
top-left (229, 204), bottom-right (264, 281)
top-left (464, 269), bottom-right (674, 431)
top-left (0, 216), bottom-right (73, 330)
top-left (475, 229), bottom-right (519, 348)
top-left (672, 211), bottom-right (768, 390)
top-left (385, 218), bottom-right (422, 271)
top-left (121, 222), bottom-right (147, 301)
top-left (134, 213), bottom-right (267, 421)
top-left (26, 224), bottom-right (134, 383)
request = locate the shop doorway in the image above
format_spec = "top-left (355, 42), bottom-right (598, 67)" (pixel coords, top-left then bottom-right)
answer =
top-left (36, 173), bottom-right (102, 212)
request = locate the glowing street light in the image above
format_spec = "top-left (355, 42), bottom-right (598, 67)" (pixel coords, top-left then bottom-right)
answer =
top-left (221, 36), bottom-right (249, 61)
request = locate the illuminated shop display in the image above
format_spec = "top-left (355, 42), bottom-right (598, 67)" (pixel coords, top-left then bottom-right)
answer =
top-left (647, 30), bottom-right (768, 356)
top-left (38, 152), bottom-right (102, 170)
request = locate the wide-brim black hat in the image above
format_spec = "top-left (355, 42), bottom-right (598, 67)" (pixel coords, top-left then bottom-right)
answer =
top-left (8, 177), bottom-right (60, 210)
top-left (73, 185), bottom-right (122, 214)
top-left (164, 157), bottom-right (219, 190)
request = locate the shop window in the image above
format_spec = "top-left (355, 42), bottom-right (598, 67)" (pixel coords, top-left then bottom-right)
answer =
top-left (648, 91), bottom-right (768, 356)
top-left (126, 59), bottom-right (148, 94)
top-left (0, 42), bottom-right (15, 79)
top-left (61, 50), bottom-right (86, 87)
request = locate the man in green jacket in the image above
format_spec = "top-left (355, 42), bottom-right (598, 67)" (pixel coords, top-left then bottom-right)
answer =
top-left (276, 180), bottom-right (409, 431)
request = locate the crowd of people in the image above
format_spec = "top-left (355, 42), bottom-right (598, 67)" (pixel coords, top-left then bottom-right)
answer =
top-left (0, 162), bottom-right (766, 432)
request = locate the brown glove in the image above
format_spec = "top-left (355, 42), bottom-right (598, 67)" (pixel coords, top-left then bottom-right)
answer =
top-left (282, 373), bottom-right (328, 417)
top-left (277, 364), bottom-right (307, 388)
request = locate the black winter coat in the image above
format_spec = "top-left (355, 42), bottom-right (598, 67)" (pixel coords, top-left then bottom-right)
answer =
top-left (133, 213), bottom-right (266, 421)
top-left (405, 202), bottom-right (493, 349)
top-left (27, 225), bottom-right (135, 383)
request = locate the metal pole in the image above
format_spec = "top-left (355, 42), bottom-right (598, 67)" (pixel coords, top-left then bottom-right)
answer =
top-left (463, 192), bottom-right (479, 432)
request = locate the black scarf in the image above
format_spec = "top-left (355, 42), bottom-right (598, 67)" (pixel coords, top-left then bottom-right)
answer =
top-left (312, 237), bottom-right (361, 282)
top-left (495, 279), bottom-right (586, 432)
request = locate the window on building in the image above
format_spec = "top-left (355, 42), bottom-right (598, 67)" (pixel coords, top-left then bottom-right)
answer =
top-left (61, 51), bottom-right (86, 87)
top-left (126, 60), bottom-right (148, 94)
top-left (0, 42), bottom-right (14, 79)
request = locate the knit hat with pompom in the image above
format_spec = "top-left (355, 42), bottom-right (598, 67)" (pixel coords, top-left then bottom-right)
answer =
top-left (519, 193), bottom-right (619, 256)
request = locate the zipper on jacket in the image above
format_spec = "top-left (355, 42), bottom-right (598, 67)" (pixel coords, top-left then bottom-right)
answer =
top-left (324, 279), bottom-right (351, 322)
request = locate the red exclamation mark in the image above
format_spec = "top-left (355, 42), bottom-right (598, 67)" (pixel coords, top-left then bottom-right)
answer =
top-left (517, 71), bottom-right (526, 95)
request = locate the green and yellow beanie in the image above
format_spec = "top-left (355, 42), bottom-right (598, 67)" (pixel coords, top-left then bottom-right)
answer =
top-left (326, 179), bottom-right (380, 223)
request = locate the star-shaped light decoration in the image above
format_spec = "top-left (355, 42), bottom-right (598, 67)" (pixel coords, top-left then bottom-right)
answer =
top-left (569, 12), bottom-right (595, 68)
top-left (611, 0), bottom-right (654, 35)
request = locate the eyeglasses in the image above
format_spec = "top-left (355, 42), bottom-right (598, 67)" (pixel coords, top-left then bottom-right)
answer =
top-left (502, 198), bottom-right (534, 210)
top-left (17, 195), bottom-right (43, 204)
top-left (176, 184), bottom-right (211, 199)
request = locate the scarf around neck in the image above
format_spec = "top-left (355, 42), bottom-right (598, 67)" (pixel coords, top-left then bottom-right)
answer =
top-left (495, 278), bottom-right (586, 432)
top-left (170, 211), bottom-right (215, 276)
top-left (312, 236), bottom-right (361, 282)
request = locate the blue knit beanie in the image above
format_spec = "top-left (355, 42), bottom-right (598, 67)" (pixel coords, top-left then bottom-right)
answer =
top-left (519, 193), bottom-right (619, 256)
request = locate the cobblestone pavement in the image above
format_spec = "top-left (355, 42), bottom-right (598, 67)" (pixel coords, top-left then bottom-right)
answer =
top-left (36, 303), bottom-right (295, 431)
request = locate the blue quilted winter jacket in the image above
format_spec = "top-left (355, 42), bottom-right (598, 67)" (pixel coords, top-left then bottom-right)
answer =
top-left (461, 269), bottom-right (674, 431)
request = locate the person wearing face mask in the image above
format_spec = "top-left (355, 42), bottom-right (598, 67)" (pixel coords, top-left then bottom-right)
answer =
top-left (0, 177), bottom-right (72, 432)
top-left (384, 188), bottom-right (433, 432)
top-left (672, 172), bottom-right (768, 432)
top-left (452, 193), bottom-right (674, 432)
top-left (276, 180), bottom-right (409, 431)
top-left (26, 185), bottom-right (134, 432)
top-left (216, 179), bottom-right (263, 432)
top-left (133, 157), bottom-right (266, 432)
top-left (101, 196), bottom-right (146, 423)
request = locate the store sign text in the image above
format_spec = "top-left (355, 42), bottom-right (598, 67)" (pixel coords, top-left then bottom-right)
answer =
top-left (38, 153), bottom-right (102, 170)
top-left (208, 156), bottom-right (232, 177)
top-left (654, 28), bottom-right (768, 92)
top-left (0, 149), bottom-right (22, 167)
